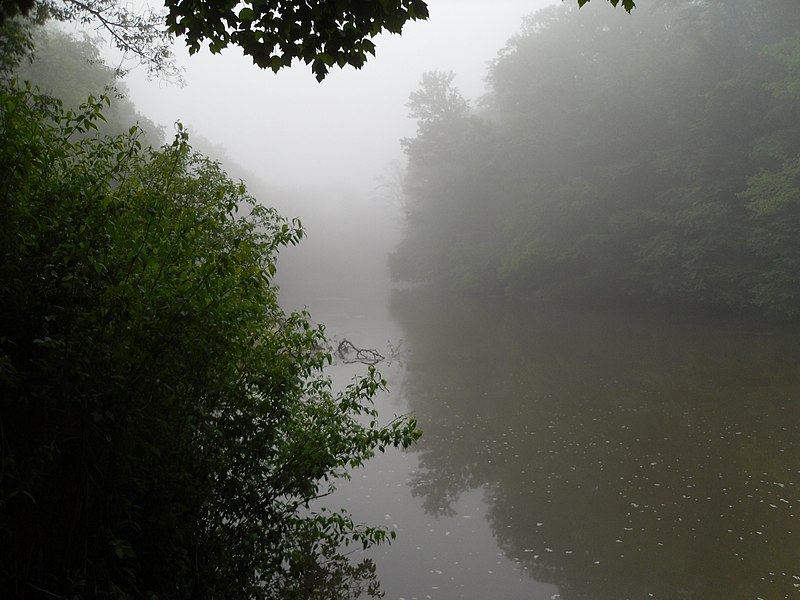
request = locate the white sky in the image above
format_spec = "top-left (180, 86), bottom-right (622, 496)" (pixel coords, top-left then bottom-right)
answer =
top-left (124, 1), bottom-right (558, 199)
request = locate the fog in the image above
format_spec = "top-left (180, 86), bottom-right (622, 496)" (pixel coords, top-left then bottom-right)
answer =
top-left (118, 6), bottom-right (800, 598)
top-left (12, 1), bottom-right (800, 598)
top-left (124, 0), bottom-right (556, 200)
top-left (115, 0), bottom-right (558, 321)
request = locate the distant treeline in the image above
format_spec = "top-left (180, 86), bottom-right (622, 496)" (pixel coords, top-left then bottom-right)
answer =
top-left (391, 0), bottom-right (800, 317)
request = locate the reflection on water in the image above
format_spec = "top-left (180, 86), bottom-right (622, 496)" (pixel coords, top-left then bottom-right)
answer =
top-left (391, 289), bottom-right (800, 600)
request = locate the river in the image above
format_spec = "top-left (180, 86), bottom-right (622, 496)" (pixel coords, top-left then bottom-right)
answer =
top-left (276, 201), bottom-right (800, 600)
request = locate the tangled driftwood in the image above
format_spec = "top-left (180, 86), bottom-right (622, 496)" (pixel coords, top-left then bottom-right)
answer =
top-left (335, 339), bottom-right (385, 365)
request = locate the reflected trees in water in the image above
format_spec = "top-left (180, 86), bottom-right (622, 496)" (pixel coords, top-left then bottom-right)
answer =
top-left (392, 289), bottom-right (800, 599)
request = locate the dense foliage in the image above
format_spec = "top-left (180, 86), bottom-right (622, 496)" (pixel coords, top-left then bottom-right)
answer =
top-left (392, 0), bottom-right (800, 317)
top-left (0, 74), bottom-right (419, 597)
top-left (166, 0), bottom-right (430, 81)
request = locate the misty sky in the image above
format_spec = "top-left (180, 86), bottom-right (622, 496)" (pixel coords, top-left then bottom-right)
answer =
top-left (124, 1), bottom-right (557, 199)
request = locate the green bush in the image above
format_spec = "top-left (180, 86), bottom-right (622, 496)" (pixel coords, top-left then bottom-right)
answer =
top-left (0, 80), bottom-right (419, 599)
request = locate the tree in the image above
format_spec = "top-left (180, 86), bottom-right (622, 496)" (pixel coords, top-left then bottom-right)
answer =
top-left (1, 0), bottom-right (635, 81)
top-left (5, 0), bottom-right (179, 79)
top-left (578, 0), bottom-right (635, 11)
top-left (392, 71), bottom-right (506, 290)
top-left (0, 79), bottom-right (420, 598)
top-left (406, 70), bottom-right (469, 129)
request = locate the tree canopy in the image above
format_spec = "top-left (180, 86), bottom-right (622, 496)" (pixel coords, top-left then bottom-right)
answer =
top-left (1, 0), bottom-right (635, 80)
top-left (166, 0), bottom-right (430, 81)
top-left (579, 0), bottom-right (635, 11)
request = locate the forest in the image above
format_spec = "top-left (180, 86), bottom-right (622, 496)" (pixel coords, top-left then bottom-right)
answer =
top-left (392, 0), bottom-right (800, 317)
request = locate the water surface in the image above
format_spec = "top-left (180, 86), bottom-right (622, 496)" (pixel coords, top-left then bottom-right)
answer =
top-left (379, 291), bottom-right (800, 600)
top-left (278, 229), bottom-right (800, 599)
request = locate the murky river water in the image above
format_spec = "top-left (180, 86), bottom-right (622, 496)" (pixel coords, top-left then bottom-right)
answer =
top-left (279, 243), bottom-right (800, 600)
